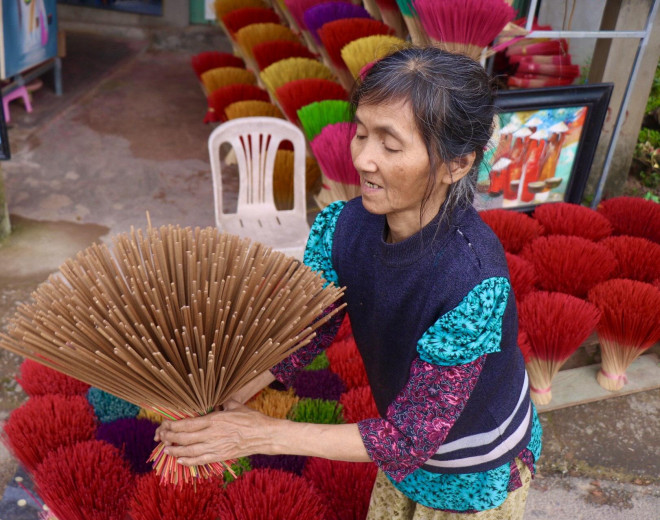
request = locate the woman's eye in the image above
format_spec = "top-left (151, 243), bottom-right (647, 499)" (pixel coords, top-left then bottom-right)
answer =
top-left (355, 134), bottom-right (367, 140)
top-left (383, 143), bottom-right (401, 153)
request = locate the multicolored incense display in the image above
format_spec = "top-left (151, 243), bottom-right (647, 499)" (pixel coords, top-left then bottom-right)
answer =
top-left (0, 220), bottom-right (345, 486)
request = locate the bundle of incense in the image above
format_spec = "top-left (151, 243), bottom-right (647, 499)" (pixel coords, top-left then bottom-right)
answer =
top-left (505, 39), bottom-right (568, 56)
top-left (507, 75), bottom-right (575, 88)
top-left (214, 0), bottom-right (267, 21)
top-left (259, 57), bottom-right (334, 94)
top-left (199, 67), bottom-right (256, 96)
top-left (508, 54), bottom-right (573, 65)
top-left (413, 0), bottom-right (516, 61)
top-left (234, 23), bottom-right (300, 68)
top-left (304, 2), bottom-right (373, 46)
top-left (374, 0), bottom-right (407, 38)
top-left (0, 221), bottom-right (345, 486)
top-left (395, 0), bottom-right (427, 45)
top-left (191, 51), bottom-right (245, 79)
top-left (340, 34), bottom-right (406, 79)
top-left (516, 62), bottom-right (580, 78)
top-left (221, 7), bottom-right (281, 39)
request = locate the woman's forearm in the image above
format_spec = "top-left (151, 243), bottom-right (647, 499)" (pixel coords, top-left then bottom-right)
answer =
top-left (270, 421), bottom-right (371, 462)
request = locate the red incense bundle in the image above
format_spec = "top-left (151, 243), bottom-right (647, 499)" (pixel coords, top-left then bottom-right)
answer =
top-left (191, 51), bottom-right (245, 79)
top-left (600, 236), bottom-right (660, 284)
top-left (505, 252), bottom-right (538, 301)
top-left (532, 202), bottom-right (613, 241)
top-left (508, 54), bottom-right (573, 65)
top-left (597, 196), bottom-right (660, 243)
top-left (252, 40), bottom-right (316, 70)
top-left (479, 208), bottom-right (544, 254)
top-left (508, 75), bottom-right (575, 88)
top-left (588, 279), bottom-right (660, 391)
top-left (506, 39), bottom-right (568, 56)
top-left (519, 291), bottom-right (601, 405)
top-left (221, 7), bottom-right (281, 38)
top-left (516, 62), bottom-right (580, 78)
top-left (276, 78), bottom-right (348, 124)
top-left (204, 84), bottom-right (270, 123)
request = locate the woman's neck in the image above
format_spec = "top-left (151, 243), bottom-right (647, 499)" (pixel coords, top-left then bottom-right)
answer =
top-left (385, 197), bottom-right (447, 243)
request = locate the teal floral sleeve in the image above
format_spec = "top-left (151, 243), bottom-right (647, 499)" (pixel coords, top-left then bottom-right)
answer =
top-left (417, 277), bottom-right (511, 366)
top-left (303, 200), bottom-right (346, 287)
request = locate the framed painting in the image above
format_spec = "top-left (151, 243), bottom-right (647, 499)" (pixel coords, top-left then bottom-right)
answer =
top-left (475, 83), bottom-right (614, 213)
top-left (56, 0), bottom-right (162, 17)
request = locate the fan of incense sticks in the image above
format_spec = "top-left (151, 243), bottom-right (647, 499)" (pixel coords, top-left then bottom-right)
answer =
top-left (0, 221), bottom-right (345, 487)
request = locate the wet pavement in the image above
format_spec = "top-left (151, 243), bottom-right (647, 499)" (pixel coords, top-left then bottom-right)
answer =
top-left (0, 26), bottom-right (658, 520)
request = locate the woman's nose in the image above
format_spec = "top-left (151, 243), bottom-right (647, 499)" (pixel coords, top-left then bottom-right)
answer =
top-left (351, 138), bottom-right (377, 173)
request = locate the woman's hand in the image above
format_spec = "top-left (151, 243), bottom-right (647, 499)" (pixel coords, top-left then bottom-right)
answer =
top-left (154, 400), bottom-right (277, 466)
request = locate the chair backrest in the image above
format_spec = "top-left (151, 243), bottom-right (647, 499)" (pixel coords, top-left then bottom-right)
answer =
top-left (208, 116), bottom-right (307, 227)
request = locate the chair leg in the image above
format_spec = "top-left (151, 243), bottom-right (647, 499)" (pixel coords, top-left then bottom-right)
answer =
top-left (3, 86), bottom-right (33, 123)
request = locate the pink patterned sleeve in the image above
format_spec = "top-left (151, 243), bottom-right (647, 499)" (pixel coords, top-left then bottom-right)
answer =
top-left (270, 303), bottom-right (346, 386)
top-left (357, 355), bottom-right (485, 482)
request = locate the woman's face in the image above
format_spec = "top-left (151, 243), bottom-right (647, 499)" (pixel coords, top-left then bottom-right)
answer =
top-left (351, 98), bottom-right (447, 237)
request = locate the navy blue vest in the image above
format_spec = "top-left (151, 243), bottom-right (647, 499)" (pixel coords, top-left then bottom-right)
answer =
top-left (331, 198), bottom-right (531, 474)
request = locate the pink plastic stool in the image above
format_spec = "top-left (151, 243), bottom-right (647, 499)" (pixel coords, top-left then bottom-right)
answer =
top-left (2, 86), bottom-right (33, 123)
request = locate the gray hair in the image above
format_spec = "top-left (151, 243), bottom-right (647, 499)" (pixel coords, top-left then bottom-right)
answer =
top-left (349, 46), bottom-right (495, 226)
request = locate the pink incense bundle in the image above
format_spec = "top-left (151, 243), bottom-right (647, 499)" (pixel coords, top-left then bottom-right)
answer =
top-left (218, 468), bottom-right (331, 519)
top-left (505, 252), bottom-right (538, 301)
top-left (2, 394), bottom-right (96, 473)
top-left (191, 51), bottom-right (245, 79)
top-left (518, 291), bottom-right (601, 405)
top-left (479, 208), bottom-right (544, 254)
top-left (252, 39), bottom-right (317, 70)
top-left (34, 440), bottom-right (135, 520)
top-left (521, 235), bottom-right (618, 298)
top-left (16, 358), bottom-right (90, 397)
top-left (532, 202), bottom-right (613, 241)
top-left (600, 236), bottom-right (660, 284)
top-left (588, 279), bottom-right (660, 391)
top-left (310, 122), bottom-right (361, 203)
top-left (130, 472), bottom-right (224, 520)
top-left (339, 385), bottom-right (379, 422)
top-left (275, 78), bottom-right (348, 124)
top-left (597, 196), bottom-right (660, 243)
top-left (413, 0), bottom-right (516, 60)
top-left (205, 84), bottom-right (270, 123)
top-left (221, 7), bottom-right (282, 38)
top-left (303, 458), bottom-right (377, 520)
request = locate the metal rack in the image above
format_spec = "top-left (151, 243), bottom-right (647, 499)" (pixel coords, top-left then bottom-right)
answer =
top-left (517, 0), bottom-right (659, 207)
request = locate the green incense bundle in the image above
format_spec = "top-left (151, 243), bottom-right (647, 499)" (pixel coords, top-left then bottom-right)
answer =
top-left (297, 100), bottom-right (352, 142)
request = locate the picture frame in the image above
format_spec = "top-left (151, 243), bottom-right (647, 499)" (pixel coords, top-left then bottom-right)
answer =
top-left (0, 90), bottom-right (10, 161)
top-left (475, 83), bottom-right (614, 213)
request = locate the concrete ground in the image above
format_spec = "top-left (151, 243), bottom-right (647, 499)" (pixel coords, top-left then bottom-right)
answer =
top-left (0, 26), bottom-right (658, 520)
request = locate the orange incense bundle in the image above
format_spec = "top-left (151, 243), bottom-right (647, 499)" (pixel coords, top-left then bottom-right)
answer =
top-left (225, 100), bottom-right (285, 120)
top-left (600, 236), bottom-right (660, 284)
top-left (532, 202), bottom-right (613, 241)
top-left (518, 291), bottom-right (601, 405)
top-left (0, 222), bottom-right (345, 486)
top-left (588, 279), bottom-right (660, 391)
top-left (235, 23), bottom-right (300, 65)
top-left (221, 7), bottom-right (282, 38)
top-left (199, 66), bottom-right (256, 96)
top-left (521, 235), bottom-right (618, 298)
top-left (275, 78), bottom-right (347, 124)
top-left (252, 40), bottom-right (317, 70)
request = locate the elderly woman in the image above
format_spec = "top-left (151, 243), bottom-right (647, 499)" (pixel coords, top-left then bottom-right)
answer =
top-left (156, 46), bottom-right (542, 520)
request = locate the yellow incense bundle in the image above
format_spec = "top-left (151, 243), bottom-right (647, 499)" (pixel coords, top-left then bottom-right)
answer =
top-left (200, 67), bottom-right (256, 96)
top-left (340, 35), bottom-right (407, 79)
top-left (260, 57), bottom-right (334, 94)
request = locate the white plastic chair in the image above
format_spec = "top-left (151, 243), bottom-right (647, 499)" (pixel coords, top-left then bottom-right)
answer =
top-left (208, 116), bottom-right (310, 260)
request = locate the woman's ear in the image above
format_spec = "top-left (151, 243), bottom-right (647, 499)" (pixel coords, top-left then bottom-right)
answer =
top-left (441, 152), bottom-right (476, 185)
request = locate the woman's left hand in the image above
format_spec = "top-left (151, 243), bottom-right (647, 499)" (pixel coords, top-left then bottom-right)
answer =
top-left (154, 400), bottom-right (277, 466)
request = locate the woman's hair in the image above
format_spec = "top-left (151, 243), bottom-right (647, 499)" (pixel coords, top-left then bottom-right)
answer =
top-left (349, 46), bottom-right (496, 225)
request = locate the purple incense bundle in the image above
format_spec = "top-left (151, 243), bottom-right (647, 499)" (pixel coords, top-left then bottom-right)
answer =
top-left (292, 368), bottom-right (346, 401)
top-left (96, 417), bottom-right (159, 474)
top-left (249, 454), bottom-right (308, 475)
top-left (310, 122), bottom-right (359, 185)
top-left (304, 2), bottom-right (372, 44)
top-left (284, 0), bottom-right (339, 31)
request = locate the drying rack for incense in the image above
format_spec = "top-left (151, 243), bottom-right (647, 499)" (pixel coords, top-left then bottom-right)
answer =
top-left (0, 222), bottom-right (345, 486)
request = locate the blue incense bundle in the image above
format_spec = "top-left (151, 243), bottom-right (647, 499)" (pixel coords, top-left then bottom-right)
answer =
top-left (304, 2), bottom-right (372, 44)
